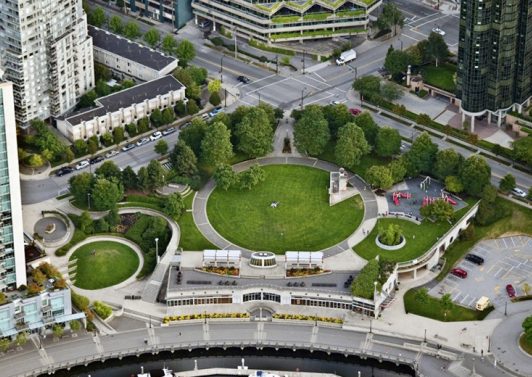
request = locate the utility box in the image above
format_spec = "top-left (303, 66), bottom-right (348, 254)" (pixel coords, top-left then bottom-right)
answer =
top-left (475, 296), bottom-right (491, 311)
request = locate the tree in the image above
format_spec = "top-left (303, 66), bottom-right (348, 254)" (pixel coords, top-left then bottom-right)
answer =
top-left (87, 136), bottom-right (99, 155)
top-left (0, 292), bottom-right (5, 305)
top-left (91, 178), bottom-right (124, 211)
top-left (79, 211), bottom-right (94, 234)
top-left (77, 90), bottom-right (97, 108)
top-left (32, 269), bottom-right (47, 285)
top-left (209, 92), bottom-right (221, 106)
top-left (70, 320), bottom-right (82, 332)
top-left (238, 164), bottom-right (266, 190)
top-left (379, 224), bottom-right (403, 245)
top-left (380, 82), bottom-right (403, 101)
top-left (0, 338), bottom-right (10, 352)
top-left (170, 139), bottom-right (198, 177)
top-left (163, 193), bottom-right (185, 221)
top-left (123, 21), bottom-right (141, 39)
top-left (440, 293), bottom-right (453, 320)
top-left (213, 164), bottom-right (237, 190)
top-left (180, 118), bottom-right (207, 156)
top-left (389, 158), bottom-right (407, 183)
top-left (150, 109), bottom-right (163, 128)
top-left (95, 160), bottom-right (122, 181)
top-left (174, 100), bottom-right (186, 116)
top-left (137, 117), bottom-right (150, 133)
top-left (143, 28), bottom-right (160, 47)
top-left (53, 324), bottom-right (64, 339)
top-left (322, 103), bottom-right (352, 138)
top-left (113, 127), bottom-right (125, 144)
top-left (71, 140), bottom-right (88, 157)
top-left (499, 174), bottom-right (516, 193)
top-left (186, 66), bottom-right (209, 85)
top-left (95, 80), bottom-right (111, 97)
top-left (89, 8), bottom-right (107, 27)
top-left (31, 120), bottom-right (66, 162)
top-left (121, 166), bottom-right (138, 190)
top-left (420, 199), bottom-right (454, 222)
top-left (434, 149), bottom-right (464, 180)
top-left (384, 49), bottom-right (410, 78)
top-left (116, 0), bottom-right (125, 8)
top-left (105, 206), bottom-right (121, 228)
top-left (94, 62), bottom-right (112, 82)
top-left (294, 105), bottom-right (330, 156)
top-left (187, 99), bottom-right (199, 114)
top-left (404, 132), bottom-right (438, 176)
top-left (176, 40), bottom-right (196, 67)
top-left (366, 165), bottom-right (394, 189)
top-left (69, 173), bottom-right (93, 205)
top-left (376, 127), bottom-right (401, 157)
top-left (208, 79), bottom-right (221, 94)
top-left (415, 288), bottom-right (429, 304)
top-left (460, 155), bottom-right (491, 197)
top-left (355, 113), bottom-right (379, 147)
top-left (95, 217), bottom-right (110, 233)
top-left (201, 121), bottom-right (233, 166)
top-left (335, 122), bottom-right (370, 168)
top-left (445, 176), bottom-right (464, 193)
top-left (154, 139), bottom-right (169, 155)
top-left (161, 108), bottom-right (175, 125)
top-left (146, 160), bottom-right (166, 190)
top-left (109, 15), bottom-right (123, 34)
top-left (475, 185), bottom-right (510, 225)
top-left (100, 132), bottom-right (114, 147)
top-left (512, 135), bottom-right (532, 166)
top-left (161, 34), bottom-right (178, 55)
top-left (426, 32), bottom-right (449, 67)
top-left (235, 107), bottom-right (273, 158)
top-left (352, 76), bottom-right (381, 101)
top-left (15, 332), bottom-right (28, 346)
top-left (377, 2), bottom-right (404, 36)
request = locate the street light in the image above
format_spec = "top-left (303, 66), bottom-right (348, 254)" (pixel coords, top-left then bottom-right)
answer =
top-left (155, 237), bottom-right (159, 259)
top-left (300, 87), bottom-right (306, 109)
top-left (369, 318), bottom-right (373, 334)
top-left (424, 329), bottom-right (427, 343)
top-left (302, 50), bottom-right (306, 74)
top-left (87, 192), bottom-right (91, 210)
top-left (399, 39), bottom-right (403, 51)
top-left (220, 56), bottom-right (224, 83)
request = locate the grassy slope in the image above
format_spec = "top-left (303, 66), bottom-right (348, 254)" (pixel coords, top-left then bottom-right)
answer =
top-left (178, 193), bottom-right (217, 251)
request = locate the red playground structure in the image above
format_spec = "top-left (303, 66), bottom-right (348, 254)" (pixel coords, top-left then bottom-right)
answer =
top-left (422, 195), bottom-right (458, 207)
top-left (392, 192), bottom-right (412, 206)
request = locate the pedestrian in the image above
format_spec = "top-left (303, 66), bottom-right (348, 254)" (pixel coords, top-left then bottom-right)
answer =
top-left (178, 332), bottom-right (181, 336)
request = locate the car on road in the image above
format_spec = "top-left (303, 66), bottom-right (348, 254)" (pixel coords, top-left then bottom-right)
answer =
top-left (465, 253), bottom-right (484, 265)
top-left (432, 27), bottom-right (446, 36)
top-left (55, 167), bottom-right (74, 177)
top-left (237, 75), bottom-right (251, 84)
top-left (511, 187), bottom-right (526, 198)
top-left (209, 106), bottom-right (223, 117)
top-left (201, 113), bottom-right (210, 120)
top-left (136, 137), bottom-right (150, 147)
top-left (150, 131), bottom-right (162, 141)
top-left (400, 142), bottom-right (409, 152)
top-left (181, 122), bottom-right (191, 130)
top-left (330, 100), bottom-right (341, 105)
top-left (506, 284), bottom-right (516, 298)
top-left (75, 160), bottom-right (90, 170)
top-left (122, 143), bottom-right (136, 152)
top-left (450, 267), bottom-right (468, 279)
top-left (349, 108), bottom-right (362, 116)
top-left (105, 149), bottom-right (120, 158)
top-left (162, 127), bottom-right (176, 136)
top-left (89, 156), bottom-right (104, 165)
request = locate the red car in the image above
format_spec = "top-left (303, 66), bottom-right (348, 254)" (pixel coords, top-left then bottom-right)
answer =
top-left (506, 284), bottom-right (516, 298)
top-left (451, 268), bottom-right (468, 279)
top-left (349, 108), bottom-right (362, 116)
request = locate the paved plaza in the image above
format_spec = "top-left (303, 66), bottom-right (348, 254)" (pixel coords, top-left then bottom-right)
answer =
top-left (429, 235), bottom-right (532, 309)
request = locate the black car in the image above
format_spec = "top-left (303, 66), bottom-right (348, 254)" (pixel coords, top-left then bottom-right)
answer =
top-left (55, 167), bottom-right (74, 177)
top-left (89, 156), bottom-right (104, 165)
top-left (465, 253), bottom-right (484, 265)
top-left (237, 75), bottom-right (251, 84)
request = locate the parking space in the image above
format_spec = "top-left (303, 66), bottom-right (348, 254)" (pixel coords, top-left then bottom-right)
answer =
top-left (429, 236), bottom-right (532, 309)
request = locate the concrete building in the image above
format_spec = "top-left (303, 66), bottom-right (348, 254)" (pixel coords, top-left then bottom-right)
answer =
top-left (0, 0), bottom-right (95, 125)
top-left (191, 0), bottom-right (381, 43)
top-left (128, 0), bottom-right (194, 29)
top-left (0, 80), bottom-right (26, 290)
top-left (57, 75), bottom-right (186, 141)
top-left (88, 26), bottom-right (178, 82)
top-left (457, 0), bottom-right (532, 131)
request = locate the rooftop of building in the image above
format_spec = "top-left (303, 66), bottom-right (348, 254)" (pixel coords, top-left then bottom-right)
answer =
top-left (63, 75), bottom-right (184, 125)
top-left (88, 25), bottom-right (177, 71)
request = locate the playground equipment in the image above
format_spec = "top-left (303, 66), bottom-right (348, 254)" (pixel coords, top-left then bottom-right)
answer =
top-left (392, 191), bottom-right (412, 206)
top-left (420, 176), bottom-right (432, 192)
top-left (441, 192), bottom-right (457, 205)
top-left (422, 195), bottom-right (457, 207)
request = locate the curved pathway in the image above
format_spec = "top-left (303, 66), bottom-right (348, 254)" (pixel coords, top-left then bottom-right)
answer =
top-left (193, 156), bottom-right (378, 259)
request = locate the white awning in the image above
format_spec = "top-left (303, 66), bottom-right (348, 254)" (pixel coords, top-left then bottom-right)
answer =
top-left (285, 251), bottom-right (324, 263)
top-left (203, 249), bottom-right (241, 262)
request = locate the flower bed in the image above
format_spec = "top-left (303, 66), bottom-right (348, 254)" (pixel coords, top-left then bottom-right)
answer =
top-left (163, 313), bottom-right (249, 324)
top-left (286, 267), bottom-right (329, 277)
top-left (200, 266), bottom-right (240, 276)
top-left (273, 313), bottom-right (343, 324)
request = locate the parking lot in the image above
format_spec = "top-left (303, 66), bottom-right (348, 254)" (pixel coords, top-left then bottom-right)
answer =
top-left (429, 236), bottom-right (532, 309)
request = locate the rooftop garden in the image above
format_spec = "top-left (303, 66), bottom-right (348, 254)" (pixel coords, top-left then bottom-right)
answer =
top-left (420, 63), bottom-right (457, 93)
top-left (271, 27), bottom-right (365, 40)
top-left (350, 259), bottom-right (395, 299)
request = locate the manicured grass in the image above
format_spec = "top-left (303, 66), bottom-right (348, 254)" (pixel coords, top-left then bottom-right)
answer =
top-left (70, 241), bottom-right (139, 290)
top-left (404, 288), bottom-right (493, 321)
top-left (519, 333), bottom-right (532, 355)
top-left (178, 193), bottom-right (217, 251)
top-left (354, 199), bottom-right (475, 262)
top-left (207, 165), bottom-right (364, 253)
top-left (421, 63), bottom-right (457, 93)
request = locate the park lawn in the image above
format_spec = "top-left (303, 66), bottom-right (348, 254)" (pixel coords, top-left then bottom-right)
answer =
top-left (178, 193), bottom-right (217, 251)
top-left (421, 63), bottom-right (457, 93)
top-left (70, 241), bottom-right (139, 290)
top-left (207, 165), bottom-right (364, 253)
top-left (404, 288), bottom-right (492, 321)
top-left (354, 198), bottom-right (476, 262)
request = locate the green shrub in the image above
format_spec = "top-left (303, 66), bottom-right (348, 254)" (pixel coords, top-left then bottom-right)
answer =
top-left (351, 259), bottom-right (380, 299)
top-left (92, 301), bottom-right (113, 319)
top-left (71, 290), bottom-right (90, 311)
top-left (209, 92), bottom-right (221, 106)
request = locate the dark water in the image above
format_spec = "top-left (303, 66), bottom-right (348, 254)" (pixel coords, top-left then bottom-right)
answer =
top-left (49, 347), bottom-right (413, 377)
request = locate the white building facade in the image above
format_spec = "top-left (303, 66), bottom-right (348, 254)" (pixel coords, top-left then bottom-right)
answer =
top-left (0, 80), bottom-right (26, 290)
top-left (0, 0), bottom-right (94, 124)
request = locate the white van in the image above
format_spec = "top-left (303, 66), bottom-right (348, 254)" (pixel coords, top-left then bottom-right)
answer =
top-left (475, 296), bottom-right (491, 311)
top-left (336, 49), bottom-right (357, 65)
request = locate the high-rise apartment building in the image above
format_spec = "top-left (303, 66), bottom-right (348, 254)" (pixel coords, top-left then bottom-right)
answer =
top-left (0, 79), bottom-right (26, 290)
top-left (0, 0), bottom-right (95, 125)
top-left (128, 0), bottom-right (193, 29)
top-left (457, 0), bottom-right (532, 130)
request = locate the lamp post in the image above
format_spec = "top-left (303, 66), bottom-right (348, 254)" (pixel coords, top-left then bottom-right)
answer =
top-left (155, 237), bottom-right (159, 263)
top-left (275, 55), bottom-right (279, 75)
top-left (504, 301), bottom-right (507, 316)
top-left (369, 318), bottom-right (372, 334)
top-left (354, 66), bottom-right (358, 81)
top-left (399, 39), bottom-right (403, 51)
top-left (87, 192), bottom-right (91, 210)
top-left (424, 329), bottom-right (427, 343)
top-left (302, 50), bottom-right (306, 74)
top-left (220, 56), bottom-right (224, 83)
top-left (300, 87), bottom-right (306, 109)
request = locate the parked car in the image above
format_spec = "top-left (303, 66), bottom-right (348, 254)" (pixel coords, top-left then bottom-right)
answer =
top-left (237, 75), bottom-right (251, 84)
top-left (511, 187), bottom-right (527, 198)
top-left (201, 113), bottom-right (210, 120)
top-left (122, 143), bottom-right (136, 152)
top-left (506, 284), bottom-right (516, 298)
top-left (55, 167), bottom-right (74, 177)
top-left (450, 268), bottom-right (468, 279)
top-left (465, 253), bottom-right (484, 265)
top-left (162, 127), bottom-right (176, 136)
top-left (136, 137), bottom-right (150, 146)
top-left (105, 149), bottom-right (120, 158)
top-left (209, 106), bottom-right (223, 117)
top-left (75, 160), bottom-right (90, 170)
top-left (432, 27), bottom-right (446, 36)
top-left (181, 122), bottom-right (191, 130)
top-left (349, 108), bottom-right (362, 116)
top-left (329, 100), bottom-right (341, 105)
top-left (89, 156), bottom-right (104, 165)
top-left (150, 131), bottom-right (162, 141)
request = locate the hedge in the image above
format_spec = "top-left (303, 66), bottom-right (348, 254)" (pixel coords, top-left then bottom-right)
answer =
top-left (92, 301), bottom-right (113, 319)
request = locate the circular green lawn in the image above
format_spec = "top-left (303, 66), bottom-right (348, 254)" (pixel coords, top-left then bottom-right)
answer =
top-left (70, 241), bottom-right (140, 290)
top-left (207, 165), bottom-right (364, 253)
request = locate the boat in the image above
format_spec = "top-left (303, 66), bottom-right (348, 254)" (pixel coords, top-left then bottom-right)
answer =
top-left (249, 371), bottom-right (281, 377)
top-left (137, 366), bottom-right (174, 377)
